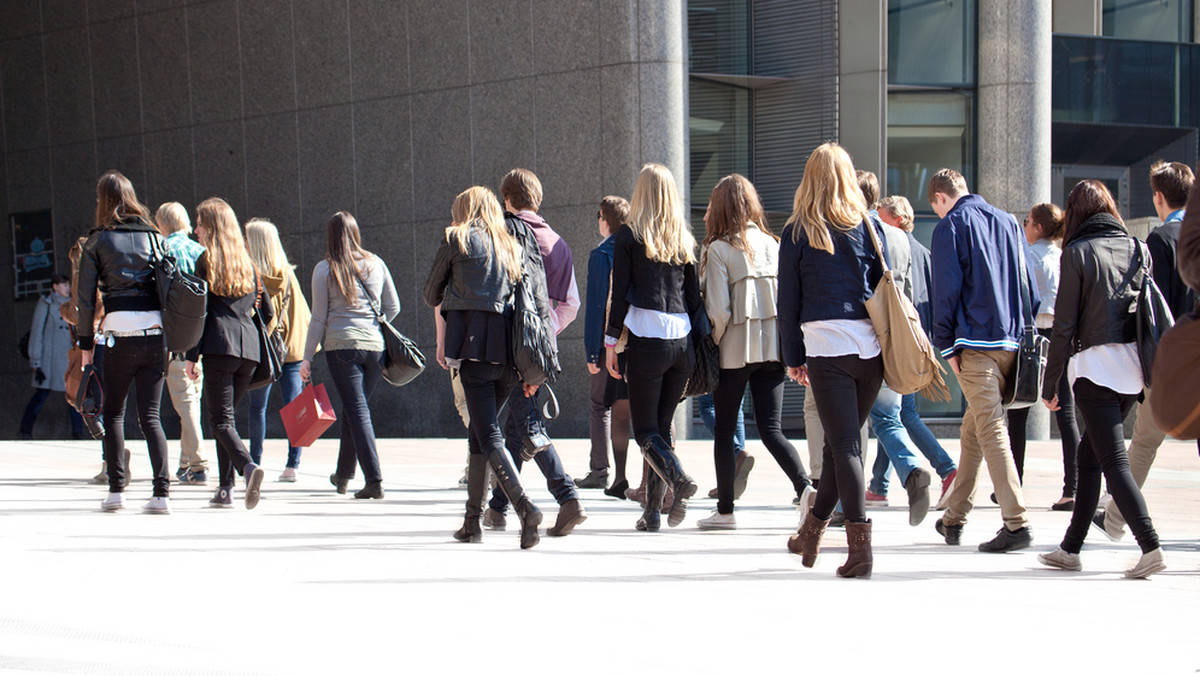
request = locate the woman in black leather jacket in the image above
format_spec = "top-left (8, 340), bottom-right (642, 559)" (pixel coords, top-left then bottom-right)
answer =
top-left (76, 171), bottom-right (172, 514)
top-left (1038, 180), bottom-right (1165, 579)
top-left (424, 186), bottom-right (546, 549)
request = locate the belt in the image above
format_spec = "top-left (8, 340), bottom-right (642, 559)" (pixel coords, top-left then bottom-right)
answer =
top-left (105, 328), bottom-right (163, 338)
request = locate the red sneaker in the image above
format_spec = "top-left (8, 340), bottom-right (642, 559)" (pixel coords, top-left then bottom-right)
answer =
top-left (937, 469), bottom-right (957, 510)
top-left (865, 489), bottom-right (889, 506)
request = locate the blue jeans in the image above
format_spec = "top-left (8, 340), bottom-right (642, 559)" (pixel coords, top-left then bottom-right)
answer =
top-left (867, 385), bottom-right (923, 494)
top-left (326, 349), bottom-right (384, 483)
top-left (872, 392), bottom-right (957, 493)
top-left (21, 387), bottom-right (84, 438)
top-left (247, 361), bottom-right (304, 467)
top-left (698, 391), bottom-right (744, 455)
top-left (488, 384), bottom-right (578, 513)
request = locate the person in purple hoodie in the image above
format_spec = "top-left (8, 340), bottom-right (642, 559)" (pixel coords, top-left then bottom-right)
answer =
top-left (482, 168), bottom-right (588, 538)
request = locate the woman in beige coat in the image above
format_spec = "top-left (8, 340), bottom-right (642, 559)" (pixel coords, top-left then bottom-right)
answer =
top-left (697, 174), bottom-right (813, 530)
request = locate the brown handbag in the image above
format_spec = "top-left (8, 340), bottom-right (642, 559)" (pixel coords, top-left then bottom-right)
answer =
top-left (862, 219), bottom-right (950, 402)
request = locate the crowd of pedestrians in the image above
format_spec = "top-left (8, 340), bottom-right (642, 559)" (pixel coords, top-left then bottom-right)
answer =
top-left (21, 143), bottom-right (1200, 581)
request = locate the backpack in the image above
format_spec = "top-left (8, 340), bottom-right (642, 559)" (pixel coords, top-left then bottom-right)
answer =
top-left (150, 236), bottom-right (208, 353)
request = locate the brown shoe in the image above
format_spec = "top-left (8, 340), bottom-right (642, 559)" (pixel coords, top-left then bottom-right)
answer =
top-left (837, 520), bottom-right (873, 578)
top-left (787, 512), bottom-right (829, 567)
top-left (546, 498), bottom-right (588, 537)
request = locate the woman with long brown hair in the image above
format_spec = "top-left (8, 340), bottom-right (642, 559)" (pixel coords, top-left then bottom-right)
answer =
top-left (697, 174), bottom-right (812, 530)
top-left (1036, 180), bottom-right (1165, 578)
top-left (76, 170), bottom-right (172, 513)
top-left (184, 197), bottom-right (272, 510)
top-left (778, 143), bottom-right (887, 578)
top-left (300, 212), bottom-right (398, 499)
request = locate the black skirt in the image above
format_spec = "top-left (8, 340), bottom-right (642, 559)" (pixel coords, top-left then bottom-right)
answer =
top-left (444, 310), bottom-right (510, 366)
top-left (603, 352), bottom-right (629, 407)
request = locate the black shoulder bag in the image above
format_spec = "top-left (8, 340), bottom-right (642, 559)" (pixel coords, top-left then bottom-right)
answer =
top-left (1133, 238), bottom-right (1174, 386)
top-left (150, 233), bottom-right (208, 354)
top-left (356, 275), bottom-right (425, 387)
top-left (1002, 242), bottom-right (1050, 409)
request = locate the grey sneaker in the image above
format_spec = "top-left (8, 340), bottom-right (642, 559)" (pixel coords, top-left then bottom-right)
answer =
top-left (483, 507), bottom-right (507, 531)
top-left (180, 469), bottom-right (209, 485)
top-left (92, 463), bottom-right (108, 485)
top-left (244, 464), bottom-right (265, 510)
top-left (732, 453), bottom-right (755, 499)
top-left (1038, 547), bottom-right (1082, 571)
top-left (1124, 547), bottom-right (1166, 579)
top-left (574, 470), bottom-right (609, 489)
top-left (209, 486), bottom-right (234, 508)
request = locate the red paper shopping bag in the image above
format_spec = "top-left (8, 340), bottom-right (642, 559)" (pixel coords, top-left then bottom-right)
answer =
top-left (281, 383), bottom-right (337, 447)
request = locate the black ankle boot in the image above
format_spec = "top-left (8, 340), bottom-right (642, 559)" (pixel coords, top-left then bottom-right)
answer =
top-left (354, 480), bottom-right (384, 499)
top-left (641, 435), bottom-right (697, 527)
top-left (330, 473), bottom-right (350, 495)
top-left (515, 498), bottom-right (543, 549)
top-left (454, 454), bottom-right (487, 543)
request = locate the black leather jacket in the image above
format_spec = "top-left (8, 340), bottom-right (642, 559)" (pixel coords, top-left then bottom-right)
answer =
top-left (1043, 213), bottom-right (1144, 400)
top-left (76, 219), bottom-right (163, 349)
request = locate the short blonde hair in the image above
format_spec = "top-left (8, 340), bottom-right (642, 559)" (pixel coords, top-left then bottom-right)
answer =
top-left (155, 202), bottom-right (191, 235)
top-left (878, 195), bottom-right (915, 232)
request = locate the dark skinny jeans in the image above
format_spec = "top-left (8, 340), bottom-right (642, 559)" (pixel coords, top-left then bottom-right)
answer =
top-left (623, 334), bottom-right (692, 447)
top-left (1062, 378), bottom-right (1160, 555)
top-left (1007, 329), bottom-right (1080, 497)
top-left (806, 354), bottom-right (884, 524)
top-left (327, 349), bottom-right (385, 483)
top-left (203, 354), bottom-right (257, 488)
top-left (102, 334), bottom-right (171, 497)
top-left (713, 361), bottom-right (810, 514)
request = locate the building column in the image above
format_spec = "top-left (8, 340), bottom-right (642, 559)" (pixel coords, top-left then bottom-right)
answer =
top-left (838, 0), bottom-right (888, 186)
top-left (978, 0), bottom-right (1053, 440)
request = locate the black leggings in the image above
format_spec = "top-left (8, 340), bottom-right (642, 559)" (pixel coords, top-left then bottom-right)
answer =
top-left (712, 361), bottom-right (809, 514)
top-left (805, 354), bottom-right (883, 524)
top-left (623, 334), bottom-right (692, 447)
top-left (1007, 330), bottom-right (1080, 496)
top-left (1063, 378), bottom-right (1160, 555)
top-left (101, 335), bottom-right (170, 496)
top-left (203, 354), bottom-right (257, 488)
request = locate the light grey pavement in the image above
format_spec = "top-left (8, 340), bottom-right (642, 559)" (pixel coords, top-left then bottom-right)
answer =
top-left (1, 435), bottom-right (1197, 675)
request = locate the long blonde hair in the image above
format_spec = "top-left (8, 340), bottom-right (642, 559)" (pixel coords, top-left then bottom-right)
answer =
top-left (447, 186), bottom-right (521, 282)
top-left (786, 143), bottom-right (868, 253)
top-left (196, 197), bottom-right (255, 297)
top-left (629, 163), bottom-right (696, 265)
top-left (245, 218), bottom-right (293, 279)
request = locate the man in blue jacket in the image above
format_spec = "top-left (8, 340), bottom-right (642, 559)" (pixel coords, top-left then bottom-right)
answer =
top-left (927, 169), bottom-right (1035, 553)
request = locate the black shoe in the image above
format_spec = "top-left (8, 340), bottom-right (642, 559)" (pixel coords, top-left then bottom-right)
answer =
top-left (828, 510), bottom-right (846, 528)
top-left (978, 526), bottom-right (1033, 553)
top-left (330, 473), bottom-right (349, 495)
top-left (354, 481), bottom-right (385, 499)
top-left (574, 470), bottom-right (609, 489)
top-left (989, 492), bottom-right (998, 504)
top-left (935, 517), bottom-right (962, 546)
top-left (904, 468), bottom-right (932, 527)
top-left (603, 478), bottom-right (629, 499)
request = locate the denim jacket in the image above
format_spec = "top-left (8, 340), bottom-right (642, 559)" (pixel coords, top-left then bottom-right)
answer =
top-left (583, 234), bottom-right (615, 364)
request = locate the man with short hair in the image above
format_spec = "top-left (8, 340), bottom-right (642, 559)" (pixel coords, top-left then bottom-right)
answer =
top-left (1097, 160), bottom-right (1196, 539)
top-left (928, 169), bottom-right (1036, 552)
top-left (485, 168), bottom-right (587, 537)
top-left (157, 202), bottom-right (209, 485)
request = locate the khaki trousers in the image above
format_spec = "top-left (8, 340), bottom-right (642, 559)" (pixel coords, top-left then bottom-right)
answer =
top-left (165, 358), bottom-right (207, 472)
top-left (943, 349), bottom-right (1028, 530)
top-left (1104, 386), bottom-right (1161, 534)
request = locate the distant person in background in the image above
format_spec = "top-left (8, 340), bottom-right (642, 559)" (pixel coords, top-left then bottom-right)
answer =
top-left (20, 274), bottom-right (82, 440)
top-left (156, 202), bottom-right (209, 485)
top-left (245, 219), bottom-right (312, 483)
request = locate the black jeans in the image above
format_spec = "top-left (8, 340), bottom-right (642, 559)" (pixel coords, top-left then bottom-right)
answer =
top-left (806, 354), bottom-right (884, 524)
top-left (713, 361), bottom-right (810, 514)
top-left (488, 386), bottom-right (578, 513)
top-left (102, 335), bottom-right (170, 497)
top-left (623, 334), bottom-right (692, 447)
top-left (1007, 329), bottom-right (1080, 496)
top-left (203, 354), bottom-right (257, 488)
top-left (327, 349), bottom-right (385, 483)
top-left (1063, 378), bottom-right (1160, 555)
top-left (457, 360), bottom-right (519, 460)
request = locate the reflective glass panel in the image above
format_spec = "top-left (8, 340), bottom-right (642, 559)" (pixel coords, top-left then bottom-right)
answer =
top-left (888, 0), bottom-right (976, 86)
top-left (887, 92), bottom-right (974, 214)
top-left (689, 0), bottom-right (751, 75)
top-left (1103, 0), bottom-right (1193, 42)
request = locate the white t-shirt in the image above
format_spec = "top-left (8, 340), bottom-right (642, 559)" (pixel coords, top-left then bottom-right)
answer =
top-left (101, 310), bottom-right (163, 333)
top-left (623, 305), bottom-right (691, 340)
top-left (801, 319), bottom-right (881, 359)
top-left (1068, 342), bottom-right (1143, 395)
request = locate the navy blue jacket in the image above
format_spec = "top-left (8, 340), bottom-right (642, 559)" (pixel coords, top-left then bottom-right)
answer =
top-left (584, 233), bottom-right (616, 364)
top-left (930, 194), bottom-right (1040, 358)
top-left (778, 217), bottom-right (889, 367)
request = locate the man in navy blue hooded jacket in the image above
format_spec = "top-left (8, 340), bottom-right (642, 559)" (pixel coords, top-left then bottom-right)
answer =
top-left (928, 168), bottom-right (1037, 553)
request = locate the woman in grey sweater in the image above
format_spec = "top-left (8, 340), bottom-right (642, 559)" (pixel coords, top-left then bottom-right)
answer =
top-left (300, 212), bottom-right (399, 499)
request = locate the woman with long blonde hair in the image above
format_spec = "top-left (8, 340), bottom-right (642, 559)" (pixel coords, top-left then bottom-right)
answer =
top-left (425, 186), bottom-right (546, 548)
top-left (696, 174), bottom-right (812, 531)
top-left (245, 219), bottom-right (312, 482)
top-left (300, 211), bottom-right (398, 499)
top-left (604, 163), bottom-right (701, 532)
top-left (778, 143), bottom-right (889, 578)
top-left (184, 197), bottom-right (273, 510)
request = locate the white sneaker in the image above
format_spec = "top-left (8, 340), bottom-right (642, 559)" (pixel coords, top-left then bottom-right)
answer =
top-left (796, 484), bottom-right (816, 527)
top-left (100, 493), bottom-right (125, 512)
top-left (278, 467), bottom-right (298, 482)
top-left (143, 496), bottom-right (171, 515)
top-left (1037, 547), bottom-right (1082, 571)
top-left (697, 511), bottom-right (737, 530)
top-left (1125, 547), bottom-right (1166, 579)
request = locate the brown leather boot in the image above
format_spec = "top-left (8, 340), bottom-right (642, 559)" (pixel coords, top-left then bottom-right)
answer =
top-left (547, 498), bottom-right (588, 537)
top-left (837, 520), bottom-right (873, 579)
top-left (787, 512), bottom-right (829, 568)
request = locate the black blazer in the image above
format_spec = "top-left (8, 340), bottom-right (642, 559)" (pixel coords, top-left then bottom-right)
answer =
top-left (605, 225), bottom-right (701, 339)
top-left (185, 253), bottom-right (273, 362)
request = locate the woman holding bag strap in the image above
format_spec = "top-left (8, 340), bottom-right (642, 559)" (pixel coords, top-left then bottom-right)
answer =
top-left (185, 198), bottom-right (273, 510)
top-left (300, 211), bottom-right (399, 500)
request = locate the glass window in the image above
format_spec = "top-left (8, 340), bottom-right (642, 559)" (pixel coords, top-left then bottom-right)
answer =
top-left (688, 0), bottom-right (751, 75)
top-left (886, 92), bottom-right (974, 214)
top-left (689, 79), bottom-right (751, 208)
top-left (1103, 0), bottom-right (1193, 43)
top-left (888, 0), bottom-right (977, 86)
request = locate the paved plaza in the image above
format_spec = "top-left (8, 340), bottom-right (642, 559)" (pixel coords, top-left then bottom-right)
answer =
top-left (1, 434), bottom-right (1197, 675)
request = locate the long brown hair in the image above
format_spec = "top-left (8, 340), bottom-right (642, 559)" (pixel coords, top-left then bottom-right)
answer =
top-left (702, 174), bottom-right (774, 273)
top-left (196, 197), bottom-right (255, 297)
top-left (1062, 180), bottom-right (1122, 246)
top-left (95, 170), bottom-right (152, 230)
top-left (325, 211), bottom-right (374, 306)
top-left (786, 143), bottom-right (867, 252)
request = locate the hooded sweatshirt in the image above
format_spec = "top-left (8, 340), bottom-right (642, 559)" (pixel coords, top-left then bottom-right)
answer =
top-left (262, 267), bottom-right (312, 364)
